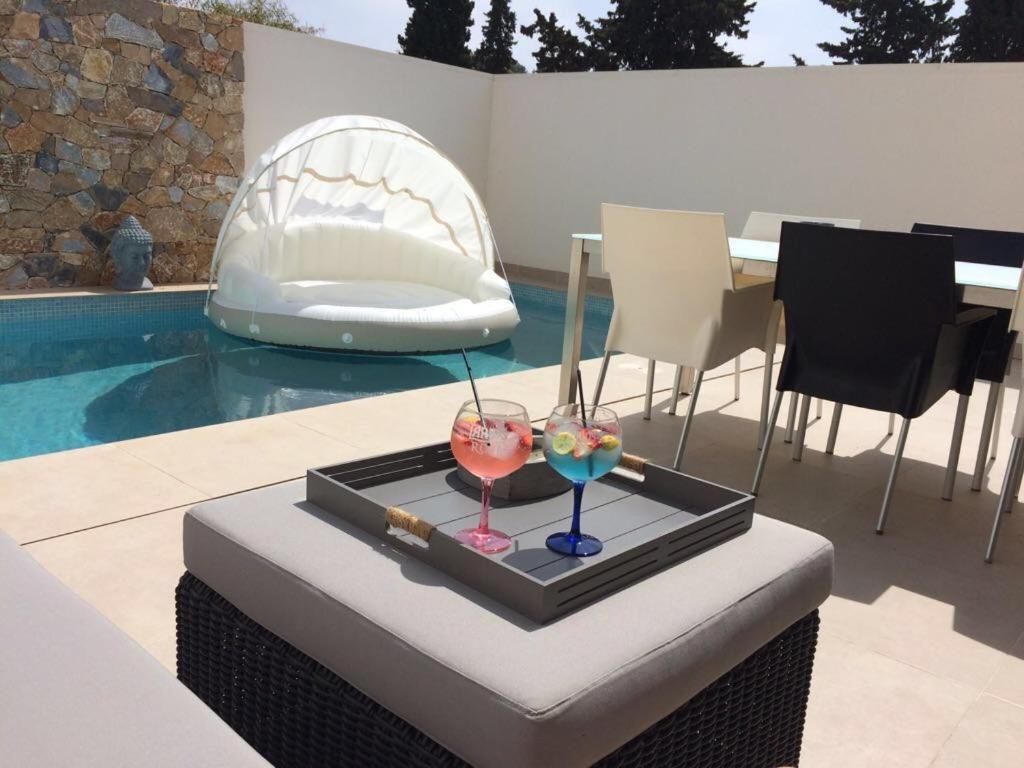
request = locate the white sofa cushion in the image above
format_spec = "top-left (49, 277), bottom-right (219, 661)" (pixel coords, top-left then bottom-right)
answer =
top-left (0, 531), bottom-right (270, 768)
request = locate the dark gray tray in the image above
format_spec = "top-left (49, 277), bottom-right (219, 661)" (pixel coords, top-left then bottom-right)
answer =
top-left (307, 442), bottom-right (755, 624)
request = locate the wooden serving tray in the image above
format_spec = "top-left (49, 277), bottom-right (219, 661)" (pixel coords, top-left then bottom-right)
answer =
top-left (307, 441), bottom-right (754, 624)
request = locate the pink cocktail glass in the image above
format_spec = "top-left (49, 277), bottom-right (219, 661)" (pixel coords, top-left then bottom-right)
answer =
top-left (450, 399), bottom-right (532, 554)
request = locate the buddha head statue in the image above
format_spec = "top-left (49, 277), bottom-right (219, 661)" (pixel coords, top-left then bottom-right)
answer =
top-left (110, 215), bottom-right (154, 291)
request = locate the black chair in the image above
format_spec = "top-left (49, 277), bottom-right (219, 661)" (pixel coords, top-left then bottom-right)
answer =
top-left (911, 223), bottom-right (1024, 493)
top-left (752, 223), bottom-right (995, 533)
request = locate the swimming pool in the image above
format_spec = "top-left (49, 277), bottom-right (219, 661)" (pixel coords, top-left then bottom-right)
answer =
top-left (0, 285), bottom-right (611, 462)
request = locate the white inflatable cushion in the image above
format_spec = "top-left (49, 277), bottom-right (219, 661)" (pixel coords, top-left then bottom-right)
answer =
top-left (220, 221), bottom-right (501, 301)
top-left (211, 218), bottom-right (519, 352)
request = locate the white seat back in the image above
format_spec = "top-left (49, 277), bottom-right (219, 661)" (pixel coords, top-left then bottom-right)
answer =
top-left (601, 204), bottom-right (736, 368)
top-left (741, 211), bottom-right (861, 242)
top-left (738, 211), bottom-right (861, 276)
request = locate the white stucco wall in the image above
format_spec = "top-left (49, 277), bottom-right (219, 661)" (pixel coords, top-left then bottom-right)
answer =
top-left (242, 28), bottom-right (1024, 277)
top-left (487, 63), bottom-right (1024, 273)
top-left (242, 23), bottom-right (494, 194)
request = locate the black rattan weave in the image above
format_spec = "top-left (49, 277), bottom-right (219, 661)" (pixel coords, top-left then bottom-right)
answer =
top-left (177, 571), bottom-right (818, 768)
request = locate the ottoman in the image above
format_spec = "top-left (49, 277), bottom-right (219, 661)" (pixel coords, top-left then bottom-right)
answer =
top-left (178, 480), bottom-right (833, 768)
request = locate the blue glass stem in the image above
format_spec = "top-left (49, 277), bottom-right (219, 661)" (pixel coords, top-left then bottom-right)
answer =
top-left (570, 480), bottom-right (586, 537)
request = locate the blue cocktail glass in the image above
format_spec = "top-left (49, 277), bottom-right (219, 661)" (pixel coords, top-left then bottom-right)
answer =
top-left (542, 403), bottom-right (622, 557)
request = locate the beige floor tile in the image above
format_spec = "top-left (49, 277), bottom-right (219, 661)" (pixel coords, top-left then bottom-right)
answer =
top-left (816, 501), bottom-right (1024, 690)
top-left (801, 633), bottom-right (977, 768)
top-left (985, 633), bottom-right (1024, 709)
top-left (929, 695), bottom-right (1024, 768)
top-left (25, 506), bottom-right (187, 671)
top-left (827, 483), bottom-right (1024, 574)
top-left (0, 444), bottom-right (206, 544)
top-left (283, 370), bottom-right (564, 456)
top-left (116, 415), bottom-right (362, 497)
top-left (283, 385), bottom-right (477, 455)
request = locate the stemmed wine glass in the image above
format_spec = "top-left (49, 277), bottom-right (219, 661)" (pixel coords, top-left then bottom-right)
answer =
top-left (542, 403), bottom-right (623, 556)
top-left (450, 399), bottom-right (533, 554)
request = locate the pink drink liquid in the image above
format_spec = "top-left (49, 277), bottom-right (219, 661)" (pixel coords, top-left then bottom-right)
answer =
top-left (451, 418), bottom-right (533, 479)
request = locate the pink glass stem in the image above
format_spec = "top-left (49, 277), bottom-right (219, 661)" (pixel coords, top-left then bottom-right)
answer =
top-left (477, 478), bottom-right (494, 534)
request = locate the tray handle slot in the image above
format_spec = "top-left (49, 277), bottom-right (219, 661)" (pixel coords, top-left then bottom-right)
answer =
top-left (618, 453), bottom-right (648, 476)
top-left (385, 506), bottom-right (435, 543)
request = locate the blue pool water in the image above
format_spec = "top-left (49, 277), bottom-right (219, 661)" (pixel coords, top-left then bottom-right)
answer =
top-left (0, 285), bottom-right (611, 461)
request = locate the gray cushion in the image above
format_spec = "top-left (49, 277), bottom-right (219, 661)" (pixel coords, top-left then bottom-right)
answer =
top-left (184, 480), bottom-right (833, 768)
top-left (0, 530), bottom-right (270, 768)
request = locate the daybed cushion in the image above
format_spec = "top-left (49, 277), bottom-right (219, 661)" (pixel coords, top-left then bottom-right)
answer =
top-left (184, 480), bottom-right (834, 768)
top-left (221, 221), bottom-right (502, 298)
top-left (210, 220), bottom-right (519, 352)
top-left (0, 530), bottom-right (270, 768)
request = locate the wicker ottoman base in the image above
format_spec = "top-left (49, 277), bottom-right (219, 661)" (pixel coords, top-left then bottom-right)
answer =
top-left (176, 572), bottom-right (819, 768)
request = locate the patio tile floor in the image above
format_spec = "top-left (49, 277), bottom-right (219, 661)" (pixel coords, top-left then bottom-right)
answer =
top-left (5, 352), bottom-right (1024, 766)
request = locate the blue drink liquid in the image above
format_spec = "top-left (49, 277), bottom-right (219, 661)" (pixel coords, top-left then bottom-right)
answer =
top-left (544, 441), bottom-right (622, 481)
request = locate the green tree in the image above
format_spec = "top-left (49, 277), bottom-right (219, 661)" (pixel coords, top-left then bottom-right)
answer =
top-left (475, 0), bottom-right (520, 73)
top-left (399, 0), bottom-right (475, 68)
top-left (791, 53), bottom-right (807, 65)
top-left (585, 0), bottom-right (757, 70)
top-left (520, 10), bottom-right (591, 72)
top-left (174, 0), bottom-right (320, 34)
top-left (576, 13), bottom-right (620, 70)
top-left (950, 0), bottom-right (1024, 62)
top-left (818, 0), bottom-right (955, 63)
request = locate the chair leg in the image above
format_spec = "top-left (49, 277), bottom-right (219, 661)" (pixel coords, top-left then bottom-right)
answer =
top-left (888, 412), bottom-right (895, 436)
top-left (592, 352), bottom-right (611, 407)
top-left (752, 390), bottom-right (785, 495)
top-left (876, 418), bottom-right (912, 534)
top-left (733, 356), bottom-right (741, 401)
top-left (668, 365), bottom-right (684, 416)
top-left (1009, 447), bottom-right (1024, 513)
top-left (784, 392), bottom-right (798, 443)
top-left (942, 394), bottom-right (970, 501)
top-left (792, 395), bottom-right (812, 462)
top-left (987, 437), bottom-right (1023, 563)
top-left (1003, 449), bottom-right (1024, 513)
top-left (991, 382), bottom-right (1005, 460)
top-left (673, 371), bottom-right (704, 470)
top-left (643, 359), bottom-right (656, 420)
top-left (758, 343), bottom-right (775, 448)
top-left (825, 403), bottom-right (843, 455)
top-left (971, 382), bottom-right (1000, 492)
top-left (816, 398), bottom-right (823, 420)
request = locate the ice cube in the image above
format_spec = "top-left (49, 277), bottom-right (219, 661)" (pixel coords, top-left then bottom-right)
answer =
top-left (489, 429), bottom-right (521, 460)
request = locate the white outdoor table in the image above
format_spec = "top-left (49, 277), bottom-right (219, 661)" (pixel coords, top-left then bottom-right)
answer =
top-left (558, 233), bottom-right (1022, 403)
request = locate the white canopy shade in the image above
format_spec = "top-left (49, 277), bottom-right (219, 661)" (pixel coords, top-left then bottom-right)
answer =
top-left (212, 115), bottom-right (495, 278)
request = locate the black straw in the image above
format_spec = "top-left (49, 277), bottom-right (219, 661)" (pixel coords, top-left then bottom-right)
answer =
top-left (576, 369), bottom-right (589, 427)
top-left (461, 348), bottom-right (485, 419)
top-left (576, 369), bottom-right (594, 475)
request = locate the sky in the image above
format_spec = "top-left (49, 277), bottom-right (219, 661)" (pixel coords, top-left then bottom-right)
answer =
top-left (285, 0), bottom-right (967, 69)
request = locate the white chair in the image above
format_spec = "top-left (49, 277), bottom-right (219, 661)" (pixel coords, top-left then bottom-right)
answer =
top-left (739, 211), bottom-right (862, 444)
top-left (986, 268), bottom-right (1024, 563)
top-left (740, 211), bottom-right (861, 243)
top-left (593, 204), bottom-right (781, 470)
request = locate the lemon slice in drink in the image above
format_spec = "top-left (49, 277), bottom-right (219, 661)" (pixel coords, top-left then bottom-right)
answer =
top-left (599, 434), bottom-right (621, 450)
top-left (552, 432), bottom-right (577, 455)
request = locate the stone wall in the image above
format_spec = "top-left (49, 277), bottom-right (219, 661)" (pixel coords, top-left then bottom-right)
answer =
top-left (0, 0), bottom-right (243, 288)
